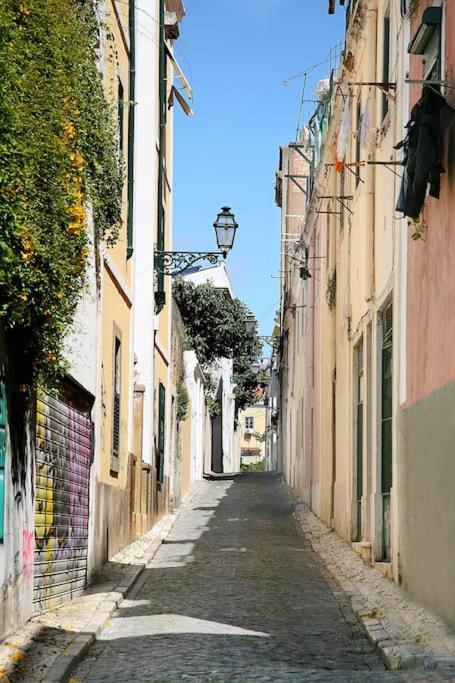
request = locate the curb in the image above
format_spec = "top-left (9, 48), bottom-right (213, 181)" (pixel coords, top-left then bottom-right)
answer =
top-left (46, 520), bottom-right (176, 682)
top-left (292, 507), bottom-right (447, 677)
top-left (351, 603), bottom-right (437, 673)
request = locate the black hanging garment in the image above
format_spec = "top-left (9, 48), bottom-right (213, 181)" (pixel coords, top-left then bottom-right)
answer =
top-left (395, 86), bottom-right (454, 219)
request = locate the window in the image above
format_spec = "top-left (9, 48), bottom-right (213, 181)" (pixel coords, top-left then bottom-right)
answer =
top-left (382, 13), bottom-right (390, 121)
top-left (408, 7), bottom-right (442, 81)
top-left (111, 336), bottom-right (121, 472)
top-left (380, 302), bottom-right (393, 560)
top-left (157, 383), bottom-right (166, 483)
top-left (117, 77), bottom-right (124, 153)
top-left (245, 416), bottom-right (254, 430)
top-left (0, 379), bottom-right (6, 542)
top-left (354, 342), bottom-right (364, 540)
top-left (423, 27), bottom-right (441, 81)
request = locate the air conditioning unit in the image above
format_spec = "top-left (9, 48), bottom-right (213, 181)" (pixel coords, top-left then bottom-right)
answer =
top-left (245, 428), bottom-right (253, 435)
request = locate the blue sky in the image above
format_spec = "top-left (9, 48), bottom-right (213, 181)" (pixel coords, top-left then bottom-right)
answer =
top-left (173, 1), bottom-right (344, 336)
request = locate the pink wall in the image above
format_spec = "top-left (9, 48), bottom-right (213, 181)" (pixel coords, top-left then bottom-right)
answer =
top-left (406, 0), bottom-right (455, 407)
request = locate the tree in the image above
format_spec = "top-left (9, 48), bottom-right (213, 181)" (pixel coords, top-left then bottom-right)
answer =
top-left (173, 279), bottom-right (266, 411)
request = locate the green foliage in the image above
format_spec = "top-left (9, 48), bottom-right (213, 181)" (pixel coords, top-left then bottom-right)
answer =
top-left (408, 210), bottom-right (427, 241)
top-left (0, 0), bottom-right (123, 388)
top-left (173, 279), bottom-right (259, 365)
top-left (176, 383), bottom-right (189, 422)
top-left (326, 270), bottom-right (337, 311)
top-left (253, 431), bottom-right (266, 443)
top-left (173, 279), bottom-right (267, 412)
top-left (240, 460), bottom-right (265, 473)
top-left (408, 0), bottom-right (421, 17)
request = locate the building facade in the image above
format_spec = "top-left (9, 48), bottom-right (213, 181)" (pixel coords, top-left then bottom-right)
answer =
top-left (398, 0), bottom-right (455, 625)
top-left (278, 0), bottom-right (455, 627)
top-left (239, 404), bottom-right (267, 467)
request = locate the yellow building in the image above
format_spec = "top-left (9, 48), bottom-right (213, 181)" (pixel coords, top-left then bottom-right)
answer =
top-left (239, 405), bottom-right (267, 467)
top-left (92, 0), bottom-right (135, 568)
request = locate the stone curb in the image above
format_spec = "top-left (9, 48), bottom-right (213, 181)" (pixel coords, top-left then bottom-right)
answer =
top-left (291, 503), bottom-right (449, 677)
top-left (45, 518), bottom-right (177, 682)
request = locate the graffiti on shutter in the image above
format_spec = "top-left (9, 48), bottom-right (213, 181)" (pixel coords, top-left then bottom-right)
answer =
top-left (34, 389), bottom-right (92, 612)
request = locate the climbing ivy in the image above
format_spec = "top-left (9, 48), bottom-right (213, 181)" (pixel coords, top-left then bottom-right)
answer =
top-left (0, 0), bottom-right (123, 388)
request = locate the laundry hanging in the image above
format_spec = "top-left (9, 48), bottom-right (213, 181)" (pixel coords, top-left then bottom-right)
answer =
top-left (395, 86), bottom-right (454, 219)
top-left (335, 95), bottom-right (351, 171)
top-left (360, 98), bottom-right (376, 148)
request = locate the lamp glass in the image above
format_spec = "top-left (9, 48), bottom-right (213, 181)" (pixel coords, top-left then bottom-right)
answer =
top-left (213, 206), bottom-right (238, 253)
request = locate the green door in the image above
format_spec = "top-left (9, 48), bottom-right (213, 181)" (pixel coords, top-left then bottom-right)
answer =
top-left (355, 343), bottom-right (363, 541)
top-left (158, 383), bottom-right (165, 483)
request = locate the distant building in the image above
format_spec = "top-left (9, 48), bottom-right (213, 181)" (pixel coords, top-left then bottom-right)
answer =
top-left (239, 404), bottom-right (267, 467)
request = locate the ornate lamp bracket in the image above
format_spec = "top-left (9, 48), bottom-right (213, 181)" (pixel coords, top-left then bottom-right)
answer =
top-left (154, 251), bottom-right (225, 276)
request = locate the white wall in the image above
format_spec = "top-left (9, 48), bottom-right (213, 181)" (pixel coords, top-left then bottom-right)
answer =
top-left (132, 0), bottom-right (160, 465)
top-left (184, 351), bottom-right (205, 483)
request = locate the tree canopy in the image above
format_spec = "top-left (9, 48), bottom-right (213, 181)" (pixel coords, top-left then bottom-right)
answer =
top-left (173, 278), bottom-right (268, 411)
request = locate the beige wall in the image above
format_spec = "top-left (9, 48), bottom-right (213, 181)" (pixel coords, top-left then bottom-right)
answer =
top-left (278, 0), bottom-right (407, 581)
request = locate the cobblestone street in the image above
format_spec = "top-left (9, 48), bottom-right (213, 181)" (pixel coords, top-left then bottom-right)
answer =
top-left (71, 473), bottom-right (433, 682)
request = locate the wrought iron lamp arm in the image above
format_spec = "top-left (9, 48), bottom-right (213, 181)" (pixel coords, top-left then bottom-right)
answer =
top-left (155, 250), bottom-right (225, 276)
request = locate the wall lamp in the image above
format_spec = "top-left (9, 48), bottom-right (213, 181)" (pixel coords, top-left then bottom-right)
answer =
top-left (155, 206), bottom-right (238, 276)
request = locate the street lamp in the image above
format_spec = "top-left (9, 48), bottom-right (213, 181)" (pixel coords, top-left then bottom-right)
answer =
top-left (155, 206), bottom-right (239, 276)
top-left (213, 206), bottom-right (238, 257)
top-left (244, 313), bottom-right (257, 335)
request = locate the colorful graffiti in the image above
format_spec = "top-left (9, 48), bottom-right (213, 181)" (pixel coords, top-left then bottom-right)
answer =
top-left (22, 526), bottom-right (34, 581)
top-left (34, 391), bottom-right (92, 611)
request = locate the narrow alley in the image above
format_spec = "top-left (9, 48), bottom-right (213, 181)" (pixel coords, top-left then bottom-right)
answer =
top-left (72, 474), bottom-right (418, 682)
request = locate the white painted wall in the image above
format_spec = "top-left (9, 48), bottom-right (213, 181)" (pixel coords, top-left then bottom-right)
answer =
top-left (183, 262), bottom-right (234, 297)
top-left (184, 351), bottom-right (206, 483)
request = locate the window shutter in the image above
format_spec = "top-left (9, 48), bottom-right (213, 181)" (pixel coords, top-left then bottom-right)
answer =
top-left (158, 383), bottom-right (165, 483)
top-left (355, 343), bottom-right (364, 539)
top-left (381, 304), bottom-right (393, 493)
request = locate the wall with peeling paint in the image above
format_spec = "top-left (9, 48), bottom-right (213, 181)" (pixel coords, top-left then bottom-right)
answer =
top-left (0, 326), bottom-right (35, 639)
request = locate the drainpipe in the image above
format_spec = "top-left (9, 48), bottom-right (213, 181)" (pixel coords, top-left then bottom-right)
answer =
top-left (127, 0), bottom-right (136, 259)
top-left (365, 0), bottom-right (377, 302)
top-left (155, 0), bottom-right (166, 309)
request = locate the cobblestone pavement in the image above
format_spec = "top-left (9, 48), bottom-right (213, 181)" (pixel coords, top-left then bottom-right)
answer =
top-left (0, 506), bottom-right (180, 683)
top-left (72, 473), bottom-right (443, 682)
top-left (295, 503), bottom-right (455, 677)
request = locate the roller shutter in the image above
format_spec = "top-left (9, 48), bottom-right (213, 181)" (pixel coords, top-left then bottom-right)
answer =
top-left (34, 385), bottom-right (93, 612)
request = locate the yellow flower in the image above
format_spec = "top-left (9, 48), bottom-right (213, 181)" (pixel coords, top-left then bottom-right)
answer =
top-left (63, 121), bottom-right (75, 140)
top-left (9, 652), bottom-right (25, 662)
top-left (19, 293), bottom-right (27, 302)
top-left (19, 5), bottom-right (30, 15)
top-left (56, 291), bottom-right (64, 300)
top-left (73, 153), bottom-right (84, 171)
top-left (20, 252), bottom-right (32, 263)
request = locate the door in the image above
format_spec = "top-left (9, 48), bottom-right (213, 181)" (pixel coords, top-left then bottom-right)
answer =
top-left (380, 303), bottom-right (393, 560)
